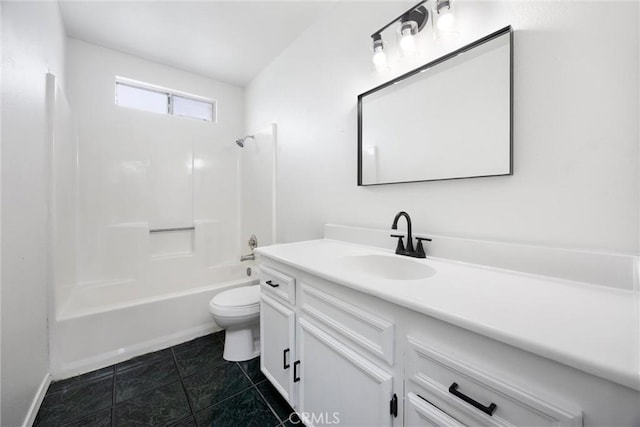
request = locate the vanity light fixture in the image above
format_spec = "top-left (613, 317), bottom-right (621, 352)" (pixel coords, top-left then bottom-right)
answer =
top-left (371, 0), bottom-right (457, 69)
top-left (370, 0), bottom-right (428, 67)
top-left (371, 33), bottom-right (387, 71)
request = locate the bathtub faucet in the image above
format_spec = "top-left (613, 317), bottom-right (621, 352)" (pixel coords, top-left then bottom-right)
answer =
top-left (240, 234), bottom-right (258, 262)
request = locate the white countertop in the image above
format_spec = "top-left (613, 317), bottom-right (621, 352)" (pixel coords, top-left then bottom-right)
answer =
top-left (256, 238), bottom-right (640, 391)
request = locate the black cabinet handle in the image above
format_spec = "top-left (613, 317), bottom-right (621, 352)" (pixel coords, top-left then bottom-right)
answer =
top-left (293, 361), bottom-right (301, 382)
top-left (390, 394), bottom-right (398, 417)
top-left (265, 280), bottom-right (279, 288)
top-left (283, 348), bottom-right (290, 369)
top-left (449, 383), bottom-right (497, 416)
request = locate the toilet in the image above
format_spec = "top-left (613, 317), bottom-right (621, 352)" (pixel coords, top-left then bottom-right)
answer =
top-left (209, 285), bottom-right (261, 361)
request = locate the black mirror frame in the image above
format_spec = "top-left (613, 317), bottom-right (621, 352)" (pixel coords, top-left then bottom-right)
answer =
top-left (357, 25), bottom-right (513, 186)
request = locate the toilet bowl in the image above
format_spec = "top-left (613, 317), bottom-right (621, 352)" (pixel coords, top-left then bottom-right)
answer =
top-left (209, 285), bottom-right (261, 361)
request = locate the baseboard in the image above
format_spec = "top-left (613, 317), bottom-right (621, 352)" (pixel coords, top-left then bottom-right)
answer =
top-left (22, 373), bottom-right (51, 427)
top-left (52, 323), bottom-right (220, 380)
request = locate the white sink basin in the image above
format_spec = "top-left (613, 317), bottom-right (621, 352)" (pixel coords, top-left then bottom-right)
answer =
top-left (341, 254), bottom-right (436, 280)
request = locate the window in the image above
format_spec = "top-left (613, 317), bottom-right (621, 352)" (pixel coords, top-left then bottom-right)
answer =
top-left (172, 95), bottom-right (214, 122)
top-left (116, 82), bottom-right (168, 114)
top-left (115, 78), bottom-right (215, 122)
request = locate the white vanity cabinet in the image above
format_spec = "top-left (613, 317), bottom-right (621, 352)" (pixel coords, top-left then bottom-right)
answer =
top-left (260, 265), bottom-right (297, 407)
top-left (259, 253), bottom-right (639, 427)
top-left (260, 293), bottom-right (296, 406)
top-left (260, 262), bottom-right (400, 427)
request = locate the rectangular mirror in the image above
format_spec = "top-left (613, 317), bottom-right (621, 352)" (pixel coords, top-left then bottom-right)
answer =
top-left (358, 26), bottom-right (512, 186)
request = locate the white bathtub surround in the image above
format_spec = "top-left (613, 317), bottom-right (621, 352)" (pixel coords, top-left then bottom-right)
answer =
top-left (46, 39), bottom-right (251, 378)
top-left (57, 264), bottom-right (253, 320)
top-left (51, 269), bottom-right (258, 379)
top-left (66, 39), bottom-right (244, 287)
top-left (47, 74), bottom-right (78, 315)
top-left (240, 124), bottom-right (277, 251)
top-left (256, 237), bottom-right (639, 391)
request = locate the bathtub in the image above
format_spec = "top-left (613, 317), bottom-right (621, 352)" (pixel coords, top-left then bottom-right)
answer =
top-left (50, 263), bottom-right (258, 379)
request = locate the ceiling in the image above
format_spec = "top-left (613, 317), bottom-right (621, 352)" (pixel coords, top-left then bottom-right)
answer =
top-left (59, 1), bottom-right (333, 87)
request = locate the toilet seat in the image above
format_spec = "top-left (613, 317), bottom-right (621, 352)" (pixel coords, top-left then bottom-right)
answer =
top-left (209, 285), bottom-right (260, 317)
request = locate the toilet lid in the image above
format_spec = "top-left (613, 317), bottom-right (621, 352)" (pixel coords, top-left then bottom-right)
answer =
top-left (211, 285), bottom-right (260, 308)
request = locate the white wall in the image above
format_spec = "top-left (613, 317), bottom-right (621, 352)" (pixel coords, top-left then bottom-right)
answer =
top-left (66, 38), bottom-right (244, 286)
top-left (246, 1), bottom-right (640, 254)
top-left (0, 1), bottom-right (67, 425)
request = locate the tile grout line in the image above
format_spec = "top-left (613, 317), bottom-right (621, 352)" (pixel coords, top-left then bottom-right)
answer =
top-left (110, 353), bottom-right (181, 405)
top-left (38, 369), bottom-right (117, 427)
top-left (41, 334), bottom-right (268, 427)
top-left (66, 359), bottom-right (187, 426)
top-left (252, 379), bottom-right (286, 426)
top-left (237, 360), bottom-right (285, 426)
top-left (186, 359), bottom-right (261, 420)
top-left (191, 381), bottom-right (258, 421)
top-left (203, 331), bottom-right (275, 422)
top-left (170, 346), bottom-right (199, 426)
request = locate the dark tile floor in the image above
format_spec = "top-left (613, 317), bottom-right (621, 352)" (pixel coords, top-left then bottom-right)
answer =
top-left (35, 331), bottom-right (303, 427)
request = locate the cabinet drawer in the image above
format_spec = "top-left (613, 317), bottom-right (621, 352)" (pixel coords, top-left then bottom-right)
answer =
top-left (406, 392), bottom-right (465, 427)
top-left (260, 265), bottom-right (296, 305)
top-left (406, 337), bottom-right (582, 427)
top-left (300, 283), bottom-right (394, 365)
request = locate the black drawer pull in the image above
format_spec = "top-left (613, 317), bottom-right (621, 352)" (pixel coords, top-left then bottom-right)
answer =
top-left (283, 348), bottom-right (290, 369)
top-left (293, 361), bottom-right (301, 382)
top-left (449, 383), bottom-right (497, 416)
top-left (265, 280), bottom-right (279, 288)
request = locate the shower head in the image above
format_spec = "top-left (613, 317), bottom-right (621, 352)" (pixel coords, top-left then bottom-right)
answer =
top-left (235, 135), bottom-right (255, 148)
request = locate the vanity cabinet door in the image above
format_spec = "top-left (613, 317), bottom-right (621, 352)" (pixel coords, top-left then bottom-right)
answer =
top-left (297, 318), bottom-right (394, 427)
top-left (260, 294), bottom-right (297, 407)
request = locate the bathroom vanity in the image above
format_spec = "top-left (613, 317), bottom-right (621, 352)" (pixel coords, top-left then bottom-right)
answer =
top-left (256, 237), bottom-right (639, 427)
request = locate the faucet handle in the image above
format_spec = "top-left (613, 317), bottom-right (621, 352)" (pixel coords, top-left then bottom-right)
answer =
top-left (390, 234), bottom-right (406, 254)
top-left (415, 237), bottom-right (432, 258)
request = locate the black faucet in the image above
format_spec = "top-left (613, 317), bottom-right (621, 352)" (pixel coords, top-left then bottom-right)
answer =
top-left (391, 211), bottom-right (431, 258)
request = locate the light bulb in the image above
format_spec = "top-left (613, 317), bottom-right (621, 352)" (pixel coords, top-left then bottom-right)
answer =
top-left (434, 0), bottom-right (458, 39)
top-left (399, 22), bottom-right (418, 54)
top-left (436, 12), bottom-right (455, 31)
top-left (400, 33), bottom-right (416, 53)
top-left (372, 48), bottom-right (387, 70)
